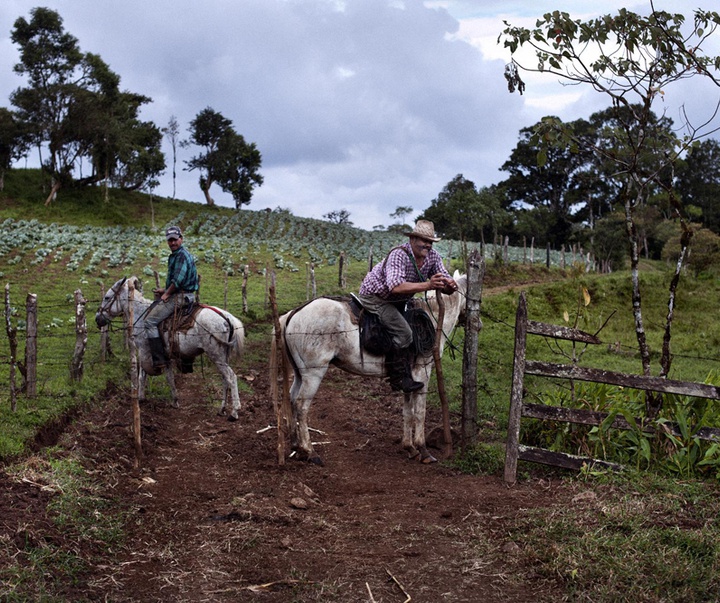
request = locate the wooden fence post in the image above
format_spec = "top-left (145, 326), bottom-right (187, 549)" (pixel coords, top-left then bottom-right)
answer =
top-left (310, 262), bottom-right (316, 300)
top-left (4, 284), bottom-right (17, 411)
top-left (270, 272), bottom-right (290, 465)
top-left (99, 284), bottom-right (111, 362)
top-left (461, 249), bottom-right (484, 450)
top-left (432, 292), bottom-right (452, 459)
top-left (25, 293), bottom-right (37, 398)
top-left (338, 252), bottom-right (346, 289)
top-left (70, 289), bottom-right (87, 382)
top-left (242, 265), bottom-right (249, 314)
top-left (504, 291), bottom-right (528, 485)
top-left (127, 280), bottom-right (142, 468)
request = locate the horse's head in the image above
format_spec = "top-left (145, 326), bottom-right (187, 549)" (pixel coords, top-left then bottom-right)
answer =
top-left (95, 277), bottom-right (129, 328)
top-left (451, 271), bottom-right (468, 324)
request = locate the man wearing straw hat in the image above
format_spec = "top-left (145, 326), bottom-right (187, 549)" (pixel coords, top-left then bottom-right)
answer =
top-left (358, 219), bottom-right (457, 393)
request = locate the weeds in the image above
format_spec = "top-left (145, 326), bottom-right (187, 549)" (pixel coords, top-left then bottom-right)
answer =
top-left (1, 452), bottom-right (124, 601)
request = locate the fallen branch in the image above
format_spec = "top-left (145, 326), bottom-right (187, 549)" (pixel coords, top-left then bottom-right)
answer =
top-left (386, 568), bottom-right (411, 602)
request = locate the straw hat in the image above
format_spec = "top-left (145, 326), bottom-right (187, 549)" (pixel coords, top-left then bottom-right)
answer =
top-left (404, 219), bottom-right (441, 242)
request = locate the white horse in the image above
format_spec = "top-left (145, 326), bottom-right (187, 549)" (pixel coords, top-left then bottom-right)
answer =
top-left (272, 272), bottom-right (466, 465)
top-left (95, 276), bottom-right (245, 420)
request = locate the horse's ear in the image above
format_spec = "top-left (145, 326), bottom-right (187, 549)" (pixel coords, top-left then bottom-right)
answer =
top-left (453, 269), bottom-right (461, 279)
top-left (130, 276), bottom-right (142, 293)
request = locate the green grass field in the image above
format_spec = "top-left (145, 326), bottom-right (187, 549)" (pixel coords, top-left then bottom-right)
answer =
top-left (2, 169), bottom-right (720, 602)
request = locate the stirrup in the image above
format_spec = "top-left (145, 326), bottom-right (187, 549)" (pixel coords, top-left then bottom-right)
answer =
top-left (400, 378), bottom-right (424, 393)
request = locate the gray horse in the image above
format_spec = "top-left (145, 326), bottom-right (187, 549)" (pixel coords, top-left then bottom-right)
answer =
top-left (271, 272), bottom-right (466, 464)
top-left (96, 276), bottom-right (245, 420)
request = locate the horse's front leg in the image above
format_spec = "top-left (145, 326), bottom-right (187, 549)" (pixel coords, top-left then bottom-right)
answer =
top-left (402, 389), bottom-right (436, 463)
top-left (164, 367), bottom-right (180, 408)
top-left (138, 367), bottom-right (148, 402)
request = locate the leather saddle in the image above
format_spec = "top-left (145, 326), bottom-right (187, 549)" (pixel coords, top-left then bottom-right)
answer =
top-left (348, 295), bottom-right (435, 357)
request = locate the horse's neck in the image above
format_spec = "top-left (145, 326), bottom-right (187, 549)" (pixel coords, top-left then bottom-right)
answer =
top-left (126, 291), bottom-right (152, 334)
top-left (424, 292), bottom-right (462, 330)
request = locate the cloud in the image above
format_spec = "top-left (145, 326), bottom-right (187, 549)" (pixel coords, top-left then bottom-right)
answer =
top-left (2, 0), bottom-right (719, 229)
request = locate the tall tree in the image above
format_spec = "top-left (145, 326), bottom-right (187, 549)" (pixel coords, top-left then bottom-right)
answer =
top-left (11, 7), bottom-right (85, 203)
top-left (10, 7), bottom-right (164, 203)
top-left (0, 108), bottom-right (29, 191)
top-left (500, 119), bottom-right (593, 246)
top-left (184, 107), bottom-right (263, 207)
top-left (676, 139), bottom-right (720, 234)
top-left (502, 5), bottom-right (720, 413)
top-left (421, 175), bottom-right (504, 245)
top-left (162, 115), bottom-right (180, 199)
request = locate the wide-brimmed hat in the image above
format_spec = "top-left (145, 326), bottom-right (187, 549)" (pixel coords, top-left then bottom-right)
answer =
top-left (165, 226), bottom-right (182, 240)
top-left (404, 219), bottom-right (441, 242)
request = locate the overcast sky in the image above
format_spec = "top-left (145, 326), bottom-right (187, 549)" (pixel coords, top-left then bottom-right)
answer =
top-left (2, 0), bottom-right (719, 229)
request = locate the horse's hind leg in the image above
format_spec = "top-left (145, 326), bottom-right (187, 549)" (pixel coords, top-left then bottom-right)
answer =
top-left (290, 367), bottom-right (327, 465)
top-left (215, 362), bottom-right (240, 421)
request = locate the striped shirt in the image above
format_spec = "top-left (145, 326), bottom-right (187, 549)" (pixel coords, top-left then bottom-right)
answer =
top-left (166, 245), bottom-right (198, 292)
top-left (359, 242), bottom-right (451, 301)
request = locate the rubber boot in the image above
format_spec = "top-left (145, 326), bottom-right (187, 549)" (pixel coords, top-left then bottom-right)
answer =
top-left (387, 347), bottom-right (423, 393)
top-left (148, 336), bottom-right (168, 370)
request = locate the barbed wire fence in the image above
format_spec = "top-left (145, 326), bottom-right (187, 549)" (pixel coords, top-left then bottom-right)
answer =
top-left (2, 245), bottom-right (717, 429)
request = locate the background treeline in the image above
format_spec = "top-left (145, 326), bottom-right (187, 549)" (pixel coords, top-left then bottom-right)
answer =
top-left (3, 7), bottom-right (720, 277)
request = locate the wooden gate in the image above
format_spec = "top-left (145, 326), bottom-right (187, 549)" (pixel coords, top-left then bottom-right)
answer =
top-left (504, 291), bottom-right (720, 484)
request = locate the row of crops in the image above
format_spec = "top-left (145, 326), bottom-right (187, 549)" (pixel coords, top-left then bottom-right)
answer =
top-left (0, 209), bottom-right (572, 278)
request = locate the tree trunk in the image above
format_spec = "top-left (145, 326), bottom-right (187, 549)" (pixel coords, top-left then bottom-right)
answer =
top-left (202, 181), bottom-right (215, 205)
top-left (625, 189), bottom-right (651, 377)
top-left (44, 179), bottom-right (61, 206)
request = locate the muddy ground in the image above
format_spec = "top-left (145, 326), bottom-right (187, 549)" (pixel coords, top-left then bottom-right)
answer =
top-left (1, 335), bottom-right (583, 602)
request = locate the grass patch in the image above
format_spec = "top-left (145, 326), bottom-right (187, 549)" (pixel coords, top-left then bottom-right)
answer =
top-left (503, 473), bottom-right (720, 602)
top-left (1, 452), bottom-right (125, 602)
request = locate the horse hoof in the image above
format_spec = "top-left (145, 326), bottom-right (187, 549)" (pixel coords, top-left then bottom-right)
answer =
top-left (172, 400), bottom-right (180, 409)
top-left (421, 453), bottom-right (438, 464)
top-left (406, 449), bottom-right (421, 460)
top-left (227, 413), bottom-right (238, 422)
top-left (309, 455), bottom-right (324, 466)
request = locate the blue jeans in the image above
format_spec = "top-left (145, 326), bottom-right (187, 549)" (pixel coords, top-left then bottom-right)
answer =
top-left (144, 293), bottom-right (195, 338)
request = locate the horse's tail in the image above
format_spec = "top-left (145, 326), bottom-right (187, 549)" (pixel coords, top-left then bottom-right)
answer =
top-left (226, 313), bottom-right (245, 361)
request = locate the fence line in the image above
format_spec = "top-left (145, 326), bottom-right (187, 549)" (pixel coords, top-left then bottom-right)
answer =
top-left (503, 291), bottom-right (720, 485)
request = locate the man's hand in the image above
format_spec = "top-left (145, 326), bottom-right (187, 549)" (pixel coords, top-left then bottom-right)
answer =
top-left (429, 274), bottom-right (458, 294)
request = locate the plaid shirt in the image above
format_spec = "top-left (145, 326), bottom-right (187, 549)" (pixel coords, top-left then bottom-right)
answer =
top-left (166, 245), bottom-right (198, 292)
top-left (359, 242), bottom-right (451, 300)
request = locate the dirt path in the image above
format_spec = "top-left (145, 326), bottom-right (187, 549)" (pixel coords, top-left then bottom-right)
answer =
top-left (2, 338), bottom-right (576, 602)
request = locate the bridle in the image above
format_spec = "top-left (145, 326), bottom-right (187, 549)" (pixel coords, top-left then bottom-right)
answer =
top-left (96, 277), bottom-right (127, 324)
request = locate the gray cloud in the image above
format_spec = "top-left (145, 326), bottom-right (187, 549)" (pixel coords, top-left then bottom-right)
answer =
top-left (2, 0), bottom-right (717, 228)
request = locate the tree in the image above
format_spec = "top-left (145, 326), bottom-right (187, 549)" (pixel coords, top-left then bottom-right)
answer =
top-left (162, 115), bottom-right (180, 199)
top-left (11, 7), bottom-right (86, 203)
top-left (422, 175), bottom-right (504, 244)
top-left (10, 7), bottom-right (164, 203)
top-left (184, 107), bottom-right (263, 207)
top-left (501, 5), bottom-right (720, 413)
top-left (500, 119), bottom-right (593, 246)
top-left (676, 139), bottom-right (720, 234)
top-left (0, 108), bottom-right (29, 191)
top-left (386, 205), bottom-right (413, 234)
top-left (323, 209), bottom-right (353, 226)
